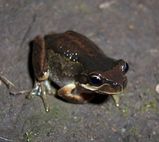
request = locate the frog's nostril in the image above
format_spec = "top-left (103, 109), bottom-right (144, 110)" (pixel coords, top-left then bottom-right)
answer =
top-left (112, 82), bottom-right (118, 87)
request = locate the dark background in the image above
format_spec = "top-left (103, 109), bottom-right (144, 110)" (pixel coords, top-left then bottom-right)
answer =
top-left (0, 0), bottom-right (159, 142)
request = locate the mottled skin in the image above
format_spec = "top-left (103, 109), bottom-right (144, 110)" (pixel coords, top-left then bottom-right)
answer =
top-left (31, 31), bottom-right (129, 111)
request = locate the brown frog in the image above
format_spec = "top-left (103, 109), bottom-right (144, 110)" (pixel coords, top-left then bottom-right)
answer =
top-left (30, 31), bottom-right (128, 111)
top-left (0, 31), bottom-right (129, 112)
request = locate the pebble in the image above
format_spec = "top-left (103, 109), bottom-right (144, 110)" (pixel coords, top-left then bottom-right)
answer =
top-left (155, 84), bottom-right (159, 94)
top-left (99, 1), bottom-right (116, 9)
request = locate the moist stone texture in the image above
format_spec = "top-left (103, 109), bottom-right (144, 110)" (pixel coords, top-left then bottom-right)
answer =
top-left (0, 0), bottom-right (159, 142)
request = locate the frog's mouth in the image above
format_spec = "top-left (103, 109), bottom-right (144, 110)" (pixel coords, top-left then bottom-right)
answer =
top-left (80, 83), bottom-right (123, 95)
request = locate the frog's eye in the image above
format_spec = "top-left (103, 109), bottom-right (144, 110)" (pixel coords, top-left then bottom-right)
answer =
top-left (121, 62), bottom-right (129, 74)
top-left (90, 74), bottom-right (103, 86)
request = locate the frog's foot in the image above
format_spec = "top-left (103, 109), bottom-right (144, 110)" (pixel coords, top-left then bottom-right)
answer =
top-left (29, 80), bottom-right (56, 112)
top-left (112, 95), bottom-right (120, 107)
top-left (0, 75), bottom-right (30, 95)
top-left (58, 83), bottom-right (93, 103)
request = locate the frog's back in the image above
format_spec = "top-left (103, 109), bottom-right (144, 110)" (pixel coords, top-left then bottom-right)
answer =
top-left (45, 31), bottom-right (116, 72)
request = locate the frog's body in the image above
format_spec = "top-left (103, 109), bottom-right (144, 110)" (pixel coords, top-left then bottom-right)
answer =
top-left (31, 31), bottom-right (129, 111)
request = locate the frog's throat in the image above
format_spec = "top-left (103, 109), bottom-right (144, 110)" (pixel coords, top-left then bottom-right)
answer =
top-left (80, 83), bottom-right (123, 95)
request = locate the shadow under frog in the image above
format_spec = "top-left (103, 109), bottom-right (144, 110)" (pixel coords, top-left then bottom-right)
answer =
top-left (0, 31), bottom-right (129, 112)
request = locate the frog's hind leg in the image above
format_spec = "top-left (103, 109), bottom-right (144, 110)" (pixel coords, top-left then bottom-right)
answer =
top-left (32, 35), bottom-right (49, 81)
top-left (31, 36), bottom-right (52, 111)
top-left (58, 83), bottom-right (93, 103)
top-left (29, 80), bottom-right (56, 112)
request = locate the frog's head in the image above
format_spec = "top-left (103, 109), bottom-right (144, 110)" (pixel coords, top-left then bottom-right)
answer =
top-left (78, 60), bottom-right (129, 95)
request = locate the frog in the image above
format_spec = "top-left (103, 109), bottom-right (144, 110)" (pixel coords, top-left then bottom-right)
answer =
top-left (0, 31), bottom-right (129, 112)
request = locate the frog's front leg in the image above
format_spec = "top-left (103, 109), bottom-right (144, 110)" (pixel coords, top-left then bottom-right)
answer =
top-left (58, 83), bottom-right (93, 103)
top-left (112, 95), bottom-right (120, 107)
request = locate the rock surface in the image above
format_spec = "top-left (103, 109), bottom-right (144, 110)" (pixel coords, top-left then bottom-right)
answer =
top-left (0, 0), bottom-right (159, 142)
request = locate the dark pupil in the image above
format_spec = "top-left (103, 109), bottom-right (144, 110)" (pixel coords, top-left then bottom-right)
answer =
top-left (90, 75), bottom-right (102, 86)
